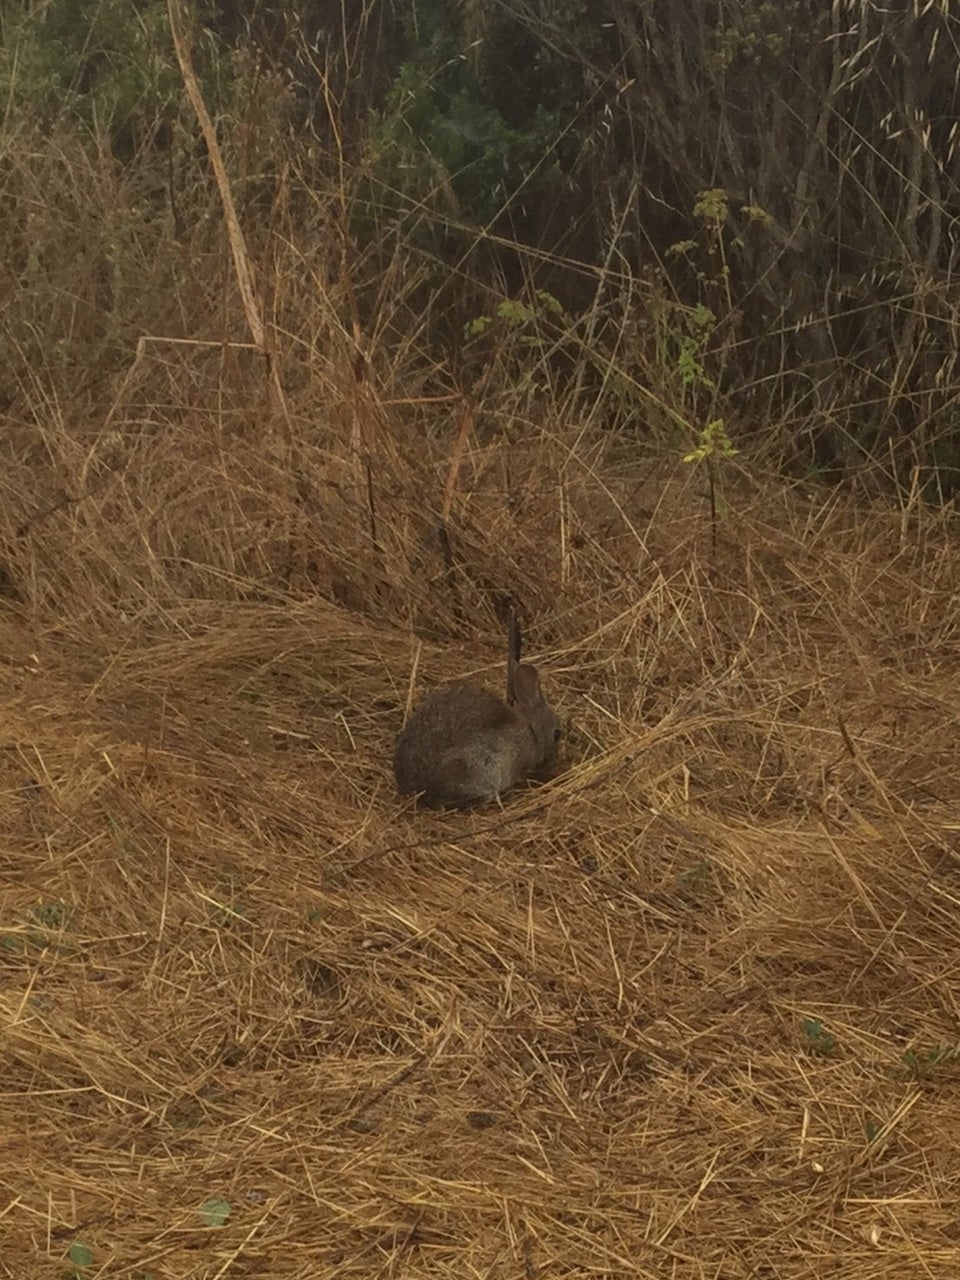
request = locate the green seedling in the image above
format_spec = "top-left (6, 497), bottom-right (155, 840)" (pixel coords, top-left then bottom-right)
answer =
top-left (898, 1043), bottom-right (960, 1079)
top-left (31, 901), bottom-right (66, 929)
top-left (199, 1198), bottom-right (232, 1227)
top-left (683, 418), bottom-right (739, 549)
top-left (802, 1016), bottom-right (836, 1056)
top-left (64, 1240), bottom-right (93, 1279)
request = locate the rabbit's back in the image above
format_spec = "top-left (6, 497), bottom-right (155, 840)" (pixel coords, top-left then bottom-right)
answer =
top-left (394, 681), bottom-right (538, 807)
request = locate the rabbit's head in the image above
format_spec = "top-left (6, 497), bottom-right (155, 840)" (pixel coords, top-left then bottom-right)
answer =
top-left (509, 662), bottom-right (561, 770)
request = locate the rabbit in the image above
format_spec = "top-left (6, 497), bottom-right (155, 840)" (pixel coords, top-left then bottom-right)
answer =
top-left (393, 610), bottom-right (560, 808)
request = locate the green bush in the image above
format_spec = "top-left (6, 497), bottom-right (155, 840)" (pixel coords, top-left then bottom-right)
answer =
top-left (0, 0), bottom-right (238, 151)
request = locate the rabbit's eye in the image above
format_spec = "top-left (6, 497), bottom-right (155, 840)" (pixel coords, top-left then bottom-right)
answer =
top-left (553, 727), bottom-right (562, 741)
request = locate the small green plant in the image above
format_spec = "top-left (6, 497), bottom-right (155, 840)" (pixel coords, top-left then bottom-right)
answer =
top-left (64, 1241), bottom-right (93, 1279)
top-left (683, 417), bottom-right (738, 466)
top-left (674, 858), bottom-right (717, 898)
top-left (802, 1016), bottom-right (836, 1056)
top-left (672, 858), bottom-right (723, 908)
top-left (675, 858), bottom-right (712, 885)
top-left (693, 187), bottom-right (729, 231)
top-left (106, 812), bottom-right (137, 856)
top-left (662, 190), bottom-right (767, 444)
top-left (691, 190), bottom-right (732, 311)
top-left (199, 1198), bottom-right (232, 1227)
top-left (676, 333), bottom-right (717, 393)
top-left (864, 1118), bottom-right (882, 1144)
top-left (898, 1042), bottom-right (960, 1078)
top-left (207, 897), bottom-right (249, 929)
top-left (706, 7), bottom-right (787, 72)
top-left (204, 866), bottom-right (250, 929)
top-left (31, 901), bottom-right (67, 929)
top-left (683, 418), bottom-right (739, 548)
top-left (655, 296), bottom-right (718, 409)
top-left (463, 289), bottom-right (568, 396)
top-left (464, 289), bottom-right (565, 342)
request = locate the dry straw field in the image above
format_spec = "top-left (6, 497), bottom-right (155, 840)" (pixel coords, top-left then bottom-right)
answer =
top-left (3, 389), bottom-right (960, 1278)
top-left (2, 18), bottom-right (960, 1269)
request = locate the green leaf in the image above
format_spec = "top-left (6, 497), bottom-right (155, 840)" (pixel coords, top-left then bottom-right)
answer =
top-left (802, 1016), bottom-right (836, 1054)
top-left (741, 204), bottom-right (772, 224)
top-left (693, 187), bottom-right (729, 223)
top-left (463, 314), bottom-right (492, 338)
top-left (31, 900), bottom-right (66, 929)
top-left (68, 1242), bottom-right (94, 1267)
top-left (535, 289), bottom-right (564, 316)
top-left (199, 1198), bottom-right (232, 1227)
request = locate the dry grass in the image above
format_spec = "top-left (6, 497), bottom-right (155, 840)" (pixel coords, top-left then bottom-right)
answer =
top-left (3, 390), bottom-right (960, 1279)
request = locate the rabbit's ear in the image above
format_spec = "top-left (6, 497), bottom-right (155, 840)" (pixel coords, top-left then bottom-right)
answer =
top-left (510, 663), bottom-right (543, 708)
top-left (506, 604), bottom-right (522, 699)
top-left (508, 605), bottom-right (522, 663)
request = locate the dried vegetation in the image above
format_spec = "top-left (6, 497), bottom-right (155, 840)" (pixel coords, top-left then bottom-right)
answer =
top-left (2, 5), bottom-right (960, 1270)
top-left (3, 394), bottom-right (960, 1277)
